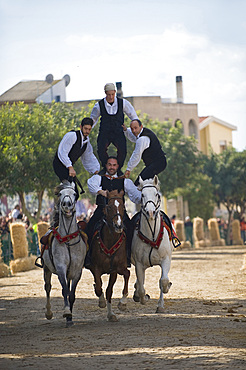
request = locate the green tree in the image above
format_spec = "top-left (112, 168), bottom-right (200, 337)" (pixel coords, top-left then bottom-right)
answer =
top-left (0, 102), bottom-right (89, 222)
top-left (123, 116), bottom-right (200, 197)
top-left (203, 147), bottom-right (246, 244)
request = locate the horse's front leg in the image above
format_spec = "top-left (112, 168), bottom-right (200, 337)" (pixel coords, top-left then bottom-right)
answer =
top-left (156, 256), bottom-right (172, 313)
top-left (44, 266), bottom-right (53, 320)
top-left (106, 272), bottom-right (118, 321)
top-left (56, 266), bottom-right (71, 318)
top-left (135, 262), bottom-right (147, 305)
top-left (118, 268), bottom-right (130, 311)
top-left (92, 270), bottom-right (106, 308)
top-left (66, 270), bottom-right (82, 326)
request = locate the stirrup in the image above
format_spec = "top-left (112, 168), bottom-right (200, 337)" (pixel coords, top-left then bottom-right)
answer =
top-left (35, 256), bottom-right (44, 268)
top-left (172, 237), bottom-right (181, 248)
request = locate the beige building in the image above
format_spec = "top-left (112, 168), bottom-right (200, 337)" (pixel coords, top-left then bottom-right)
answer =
top-left (199, 116), bottom-right (237, 155)
top-left (72, 76), bottom-right (201, 149)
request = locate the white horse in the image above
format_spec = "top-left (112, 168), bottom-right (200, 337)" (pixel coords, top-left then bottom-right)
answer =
top-left (42, 180), bottom-right (87, 326)
top-left (131, 176), bottom-right (173, 313)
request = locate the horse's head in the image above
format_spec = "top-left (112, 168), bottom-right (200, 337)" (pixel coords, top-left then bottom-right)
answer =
top-left (57, 181), bottom-right (77, 217)
top-left (104, 189), bottom-right (125, 233)
top-left (139, 176), bottom-right (161, 220)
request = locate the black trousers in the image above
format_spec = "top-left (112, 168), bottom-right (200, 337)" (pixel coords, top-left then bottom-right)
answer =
top-left (134, 156), bottom-right (167, 185)
top-left (97, 131), bottom-right (126, 169)
top-left (53, 156), bottom-right (79, 199)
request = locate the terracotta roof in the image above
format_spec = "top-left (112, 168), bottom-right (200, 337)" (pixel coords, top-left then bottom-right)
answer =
top-left (199, 116), bottom-right (209, 123)
top-left (0, 80), bottom-right (61, 103)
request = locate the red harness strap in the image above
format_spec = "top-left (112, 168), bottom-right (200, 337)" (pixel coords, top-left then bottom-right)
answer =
top-left (137, 218), bottom-right (171, 249)
top-left (95, 230), bottom-right (126, 256)
top-left (52, 227), bottom-right (80, 244)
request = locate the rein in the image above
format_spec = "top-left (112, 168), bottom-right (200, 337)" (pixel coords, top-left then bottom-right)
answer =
top-left (138, 215), bottom-right (164, 249)
top-left (138, 184), bottom-right (163, 266)
top-left (97, 194), bottom-right (125, 256)
top-left (54, 193), bottom-right (81, 246)
top-left (105, 196), bottom-right (124, 226)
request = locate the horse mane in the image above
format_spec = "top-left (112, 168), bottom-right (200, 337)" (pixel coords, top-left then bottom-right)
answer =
top-left (138, 176), bottom-right (160, 191)
top-left (54, 180), bottom-right (75, 196)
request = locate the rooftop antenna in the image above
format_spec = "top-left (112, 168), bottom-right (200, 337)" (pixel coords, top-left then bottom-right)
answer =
top-left (63, 74), bottom-right (71, 87)
top-left (45, 74), bottom-right (54, 101)
top-left (45, 74), bottom-right (54, 84)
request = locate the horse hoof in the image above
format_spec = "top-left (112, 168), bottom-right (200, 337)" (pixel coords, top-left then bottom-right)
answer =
top-left (118, 301), bottom-right (127, 311)
top-left (140, 294), bottom-right (150, 305)
top-left (63, 306), bottom-right (72, 318)
top-left (156, 306), bottom-right (165, 314)
top-left (66, 320), bottom-right (74, 327)
top-left (133, 293), bottom-right (140, 302)
top-left (108, 314), bottom-right (118, 322)
top-left (162, 280), bottom-right (172, 293)
top-left (99, 299), bottom-right (106, 308)
top-left (45, 312), bottom-right (53, 320)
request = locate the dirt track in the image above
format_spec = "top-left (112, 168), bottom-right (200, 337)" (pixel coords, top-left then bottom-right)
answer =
top-left (0, 245), bottom-right (246, 369)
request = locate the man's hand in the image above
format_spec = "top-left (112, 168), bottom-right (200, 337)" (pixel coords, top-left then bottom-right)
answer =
top-left (124, 170), bottom-right (131, 178)
top-left (68, 166), bottom-right (76, 177)
top-left (97, 189), bottom-right (107, 197)
top-left (122, 124), bottom-right (127, 131)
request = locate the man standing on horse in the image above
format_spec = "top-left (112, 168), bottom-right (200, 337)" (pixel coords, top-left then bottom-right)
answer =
top-left (85, 156), bottom-right (141, 268)
top-left (123, 119), bottom-right (167, 185)
top-left (52, 117), bottom-right (100, 227)
top-left (90, 83), bottom-right (139, 174)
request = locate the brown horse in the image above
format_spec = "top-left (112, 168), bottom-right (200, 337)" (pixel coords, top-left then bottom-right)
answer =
top-left (89, 189), bottom-right (130, 321)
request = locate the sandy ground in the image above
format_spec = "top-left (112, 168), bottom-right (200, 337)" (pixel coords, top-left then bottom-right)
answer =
top-left (0, 245), bottom-right (246, 370)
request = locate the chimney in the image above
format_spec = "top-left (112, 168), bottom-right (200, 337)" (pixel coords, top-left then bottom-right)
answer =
top-left (176, 76), bottom-right (183, 103)
top-left (116, 82), bottom-right (123, 98)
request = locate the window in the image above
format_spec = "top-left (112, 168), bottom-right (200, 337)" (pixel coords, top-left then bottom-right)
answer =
top-left (219, 140), bottom-right (227, 153)
top-left (188, 119), bottom-right (198, 139)
top-left (175, 119), bottom-right (184, 133)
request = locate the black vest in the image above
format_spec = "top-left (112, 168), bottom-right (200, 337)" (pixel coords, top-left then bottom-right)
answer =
top-left (55, 130), bottom-right (87, 165)
top-left (96, 176), bottom-right (125, 205)
top-left (99, 98), bottom-right (124, 134)
top-left (140, 128), bottom-right (166, 166)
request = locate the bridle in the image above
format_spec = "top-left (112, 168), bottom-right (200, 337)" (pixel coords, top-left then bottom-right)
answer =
top-left (58, 190), bottom-right (81, 247)
top-left (104, 196), bottom-right (124, 230)
top-left (140, 185), bottom-right (161, 241)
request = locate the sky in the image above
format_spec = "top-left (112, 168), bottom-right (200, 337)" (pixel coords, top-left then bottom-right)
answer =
top-left (1, 0), bottom-right (246, 151)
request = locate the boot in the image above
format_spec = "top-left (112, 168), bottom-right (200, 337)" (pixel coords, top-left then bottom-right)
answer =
top-left (84, 250), bottom-right (92, 269)
top-left (50, 196), bottom-right (60, 228)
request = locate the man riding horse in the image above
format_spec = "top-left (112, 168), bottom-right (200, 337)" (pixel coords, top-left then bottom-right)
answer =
top-left (85, 156), bottom-right (141, 268)
top-left (52, 117), bottom-right (100, 227)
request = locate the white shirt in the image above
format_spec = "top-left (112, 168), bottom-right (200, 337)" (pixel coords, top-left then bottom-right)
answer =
top-left (90, 97), bottom-right (138, 126)
top-left (124, 128), bottom-right (150, 171)
top-left (12, 208), bottom-right (20, 219)
top-left (58, 130), bottom-right (100, 174)
top-left (87, 173), bottom-right (141, 204)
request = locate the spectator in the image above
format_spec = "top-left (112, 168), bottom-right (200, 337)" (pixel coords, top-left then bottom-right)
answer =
top-left (185, 216), bottom-right (193, 247)
top-left (240, 216), bottom-right (246, 244)
top-left (11, 205), bottom-right (21, 221)
top-left (171, 215), bottom-right (176, 226)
